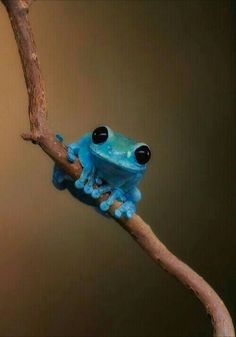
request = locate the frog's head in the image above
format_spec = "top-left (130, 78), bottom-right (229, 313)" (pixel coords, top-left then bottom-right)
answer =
top-left (89, 126), bottom-right (151, 173)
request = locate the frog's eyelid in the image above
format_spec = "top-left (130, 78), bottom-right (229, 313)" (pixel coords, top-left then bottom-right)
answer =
top-left (101, 126), bottom-right (115, 141)
top-left (105, 126), bottom-right (113, 138)
top-left (132, 142), bottom-right (149, 151)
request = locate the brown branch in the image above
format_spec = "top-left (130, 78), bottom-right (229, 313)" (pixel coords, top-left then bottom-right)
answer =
top-left (1, 1), bottom-right (234, 336)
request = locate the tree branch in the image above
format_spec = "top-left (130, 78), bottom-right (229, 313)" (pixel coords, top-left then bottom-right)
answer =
top-left (1, 0), bottom-right (234, 336)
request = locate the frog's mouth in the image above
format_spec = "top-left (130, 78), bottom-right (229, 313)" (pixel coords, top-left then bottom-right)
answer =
top-left (90, 148), bottom-right (145, 174)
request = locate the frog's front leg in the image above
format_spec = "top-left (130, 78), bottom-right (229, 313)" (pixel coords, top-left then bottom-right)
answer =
top-left (67, 143), bottom-right (79, 162)
top-left (66, 137), bottom-right (95, 192)
top-left (74, 165), bottom-right (93, 189)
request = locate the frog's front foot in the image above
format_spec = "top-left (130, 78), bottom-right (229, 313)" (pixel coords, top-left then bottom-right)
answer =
top-left (99, 188), bottom-right (123, 211)
top-left (75, 167), bottom-right (93, 190)
top-left (114, 201), bottom-right (136, 219)
top-left (91, 184), bottom-right (112, 199)
top-left (83, 167), bottom-right (96, 194)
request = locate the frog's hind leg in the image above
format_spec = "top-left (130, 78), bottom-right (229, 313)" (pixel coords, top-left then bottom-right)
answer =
top-left (52, 165), bottom-right (67, 190)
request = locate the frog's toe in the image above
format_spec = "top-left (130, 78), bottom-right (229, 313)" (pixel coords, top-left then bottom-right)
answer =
top-left (114, 201), bottom-right (136, 219)
top-left (91, 189), bottom-right (100, 199)
top-left (126, 209), bottom-right (134, 219)
top-left (91, 185), bottom-right (112, 199)
top-left (84, 184), bottom-right (93, 194)
top-left (99, 188), bottom-right (123, 212)
top-left (75, 179), bottom-right (84, 189)
top-left (83, 169), bottom-right (95, 194)
top-left (75, 167), bottom-right (91, 190)
top-left (114, 208), bottom-right (122, 218)
top-left (67, 145), bottom-right (76, 163)
top-left (100, 201), bottom-right (110, 211)
top-left (95, 177), bottom-right (103, 186)
top-left (84, 179), bottom-right (95, 195)
top-left (98, 188), bottom-right (124, 214)
top-left (67, 152), bottom-right (75, 163)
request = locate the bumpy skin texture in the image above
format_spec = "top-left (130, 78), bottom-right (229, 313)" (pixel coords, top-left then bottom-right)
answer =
top-left (52, 126), bottom-right (149, 219)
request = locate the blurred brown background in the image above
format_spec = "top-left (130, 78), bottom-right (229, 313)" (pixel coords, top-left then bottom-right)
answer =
top-left (0, 0), bottom-right (235, 336)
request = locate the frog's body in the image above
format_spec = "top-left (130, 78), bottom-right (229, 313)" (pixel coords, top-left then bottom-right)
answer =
top-left (52, 126), bottom-right (151, 219)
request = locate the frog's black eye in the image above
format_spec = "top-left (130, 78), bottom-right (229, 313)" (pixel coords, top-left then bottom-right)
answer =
top-left (92, 126), bottom-right (109, 144)
top-left (135, 145), bottom-right (151, 165)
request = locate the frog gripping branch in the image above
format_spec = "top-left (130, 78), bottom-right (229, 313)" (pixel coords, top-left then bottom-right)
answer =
top-left (53, 126), bottom-right (151, 219)
top-left (1, 1), bottom-right (234, 336)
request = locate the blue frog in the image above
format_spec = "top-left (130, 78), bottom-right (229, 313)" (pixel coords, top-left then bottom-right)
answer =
top-left (52, 126), bottom-right (151, 219)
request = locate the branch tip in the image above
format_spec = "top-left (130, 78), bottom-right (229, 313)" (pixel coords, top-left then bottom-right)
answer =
top-left (21, 132), bottom-right (38, 144)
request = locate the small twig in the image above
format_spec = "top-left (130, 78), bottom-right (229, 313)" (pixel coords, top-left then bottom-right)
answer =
top-left (1, 1), bottom-right (234, 336)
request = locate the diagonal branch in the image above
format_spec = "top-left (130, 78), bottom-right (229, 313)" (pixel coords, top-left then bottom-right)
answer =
top-left (1, 1), bottom-right (234, 336)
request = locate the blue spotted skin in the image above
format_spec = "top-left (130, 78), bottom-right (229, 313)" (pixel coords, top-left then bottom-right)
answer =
top-left (52, 126), bottom-right (148, 219)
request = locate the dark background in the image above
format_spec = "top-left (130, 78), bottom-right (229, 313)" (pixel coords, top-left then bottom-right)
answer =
top-left (0, 0), bottom-right (235, 336)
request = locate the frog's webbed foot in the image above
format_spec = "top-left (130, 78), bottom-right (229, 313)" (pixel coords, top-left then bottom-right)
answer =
top-left (74, 164), bottom-right (100, 195)
top-left (114, 201), bottom-right (136, 219)
top-left (74, 166), bottom-right (93, 190)
top-left (83, 167), bottom-right (96, 194)
top-left (52, 165), bottom-right (73, 190)
top-left (91, 185), bottom-right (135, 218)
